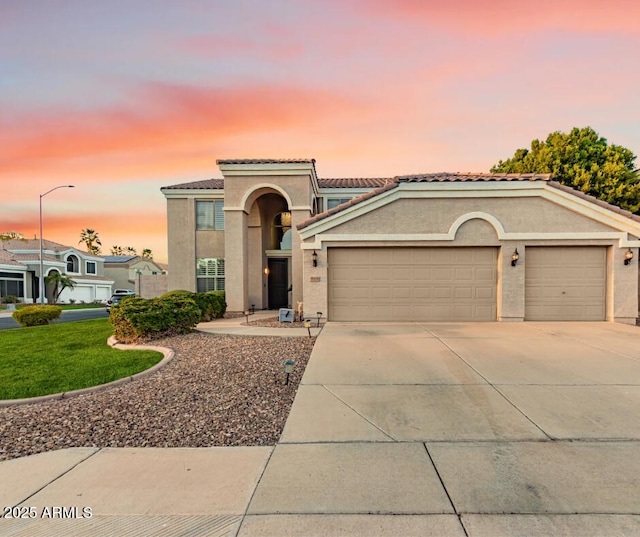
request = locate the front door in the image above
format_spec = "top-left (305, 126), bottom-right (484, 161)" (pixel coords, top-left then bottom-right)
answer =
top-left (268, 258), bottom-right (289, 309)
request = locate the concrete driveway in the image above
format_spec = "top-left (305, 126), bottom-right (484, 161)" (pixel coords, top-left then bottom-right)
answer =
top-left (247, 322), bottom-right (640, 536)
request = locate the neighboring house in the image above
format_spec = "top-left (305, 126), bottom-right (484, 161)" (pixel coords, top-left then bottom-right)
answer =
top-left (103, 256), bottom-right (167, 298)
top-left (161, 159), bottom-right (640, 324)
top-left (0, 239), bottom-right (114, 303)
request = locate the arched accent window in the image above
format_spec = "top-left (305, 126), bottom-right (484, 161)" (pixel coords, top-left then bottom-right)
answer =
top-left (66, 254), bottom-right (79, 273)
top-left (271, 212), bottom-right (292, 250)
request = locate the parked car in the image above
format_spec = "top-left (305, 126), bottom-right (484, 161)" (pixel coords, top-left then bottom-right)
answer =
top-left (113, 289), bottom-right (136, 295)
top-left (106, 293), bottom-right (134, 312)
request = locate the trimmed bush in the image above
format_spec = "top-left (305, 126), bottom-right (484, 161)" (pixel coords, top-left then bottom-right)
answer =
top-left (110, 296), bottom-right (201, 343)
top-left (161, 290), bottom-right (226, 321)
top-left (2, 296), bottom-right (18, 304)
top-left (13, 305), bottom-right (62, 327)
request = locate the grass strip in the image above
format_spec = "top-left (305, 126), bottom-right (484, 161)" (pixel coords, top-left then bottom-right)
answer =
top-left (0, 318), bottom-right (163, 399)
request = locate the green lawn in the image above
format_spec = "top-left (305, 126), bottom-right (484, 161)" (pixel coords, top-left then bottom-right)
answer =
top-left (0, 318), bottom-right (164, 400)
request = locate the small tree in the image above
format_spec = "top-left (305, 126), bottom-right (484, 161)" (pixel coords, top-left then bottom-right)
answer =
top-left (141, 248), bottom-right (153, 259)
top-left (46, 272), bottom-right (76, 303)
top-left (79, 229), bottom-right (102, 255)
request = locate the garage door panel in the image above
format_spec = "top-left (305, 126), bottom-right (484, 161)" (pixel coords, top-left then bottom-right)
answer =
top-left (328, 247), bottom-right (497, 321)
top-left (432, 267), bottom-right (454, 281)
top-left (525, 246), bottom-right (606, 321)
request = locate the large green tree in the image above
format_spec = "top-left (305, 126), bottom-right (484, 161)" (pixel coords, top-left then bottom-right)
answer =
top-left (491, 127), bottom-right (640, 213)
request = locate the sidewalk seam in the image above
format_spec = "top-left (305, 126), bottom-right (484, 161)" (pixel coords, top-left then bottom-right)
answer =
top-left (12, 448), bottom-right (102, 508)
top-left (422, 443), bottom-right (469, 537)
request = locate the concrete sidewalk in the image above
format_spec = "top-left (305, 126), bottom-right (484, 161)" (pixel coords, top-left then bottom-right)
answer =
top-left (2, 322), bottom-right (640, 536)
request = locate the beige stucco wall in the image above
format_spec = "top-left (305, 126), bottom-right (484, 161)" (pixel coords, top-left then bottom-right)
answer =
top-left (166, 198), bottom-right (197, 291)
top-left (328, 197), bottom-right (619, 235)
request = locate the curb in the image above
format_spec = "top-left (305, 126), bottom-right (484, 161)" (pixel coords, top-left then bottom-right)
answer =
top-left (0, 337), bottom-right (174, 408)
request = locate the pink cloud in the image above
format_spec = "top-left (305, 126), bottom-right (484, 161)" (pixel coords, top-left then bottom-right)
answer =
top-left (0, 82), bottom-right (367, 176)
top-left (348, 0), bottom-right (640, 35)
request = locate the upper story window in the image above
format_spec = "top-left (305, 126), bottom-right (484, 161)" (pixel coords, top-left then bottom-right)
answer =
top-left (196, 200), bottom-right (224, 230)
top-left (66, 254), bottom-right (79, 273)
top-left (271, 211), bottom-right (291, 250)
top-left (327, 198), bottom-right (352, 210)
top-left (86, 261), bottom-right (97, 275)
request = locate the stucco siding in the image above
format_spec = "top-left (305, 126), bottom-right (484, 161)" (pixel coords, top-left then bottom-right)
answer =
top-left (327, 197), bottom-right (618, 236)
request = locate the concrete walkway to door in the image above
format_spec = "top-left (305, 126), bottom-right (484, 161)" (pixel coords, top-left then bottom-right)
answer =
top-left (245, 321), bottom-right (640, 536)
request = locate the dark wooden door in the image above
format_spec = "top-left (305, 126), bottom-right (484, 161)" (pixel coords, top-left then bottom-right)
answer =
top-left (268, 258), bottom-right (289, 309)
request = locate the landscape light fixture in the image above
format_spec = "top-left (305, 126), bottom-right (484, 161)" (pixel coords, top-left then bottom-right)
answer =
top-left (39, 185), bottom-right (74, 304)
top-left (624, 248), bottom-right (634, 265)
top-left (316, 311), bottom-right (322, 327)
top-left (284, 360), bottom-right (296, 385)
top-left (511, 248), bottom-right (519, 267)
top-left (244, 309), bottom-right (250, 324)
top-left (304, 319), bottom-right (312, 337)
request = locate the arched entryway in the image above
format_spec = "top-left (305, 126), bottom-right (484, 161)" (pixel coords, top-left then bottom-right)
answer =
top-left (245, 189), bottom-right (292, 310)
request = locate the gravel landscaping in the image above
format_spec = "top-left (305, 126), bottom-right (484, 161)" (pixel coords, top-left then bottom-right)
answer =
top-left (0, 332), bottom-right (316, 461)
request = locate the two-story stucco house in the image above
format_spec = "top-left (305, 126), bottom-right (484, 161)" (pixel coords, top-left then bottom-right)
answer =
top-left (161, 159), bottom-right (640, 324)
top-left (0, 239), bottom-right (114, 303)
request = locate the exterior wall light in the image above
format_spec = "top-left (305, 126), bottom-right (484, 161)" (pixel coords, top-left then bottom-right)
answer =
top-left (312, 250), bottom-right (318, 267)
top-left (624, 248), bottom-right (634, 265)
top-left (264, 267), bottom-right (270, 276)
top-left (511, 248), bottom-right (520, 267)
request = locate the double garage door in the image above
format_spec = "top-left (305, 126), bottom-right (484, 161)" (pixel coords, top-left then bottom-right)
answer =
top-left (328, 247), bottom-right (497, 321)
top-left (327, 246), bottom-right (606, 322)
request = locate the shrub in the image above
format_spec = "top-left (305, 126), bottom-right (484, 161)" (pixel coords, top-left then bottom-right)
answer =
top-left (2, 296), bottom-right (18, 304)
top-left (161, 290), bottom-right (226, 321)
top-left (110, 296), bottom-right (201, 343)
top-left (12, 305), bottom-right (62, 327)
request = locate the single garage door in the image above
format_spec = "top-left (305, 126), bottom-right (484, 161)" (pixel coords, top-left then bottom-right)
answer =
top-left (525, 246), bottom-right (606, 321)
top-left (328, 247), bottom-right (497, 321)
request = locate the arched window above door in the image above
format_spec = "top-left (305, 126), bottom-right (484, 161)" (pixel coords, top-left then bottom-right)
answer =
top-left (271, 211), bottom-right (291, 250)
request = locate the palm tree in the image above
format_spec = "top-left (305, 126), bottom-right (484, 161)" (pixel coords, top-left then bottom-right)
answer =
top-left (141, 248), bottom-right (153, 259)
top-left (79, 229), bottom-right (102, 255)
top-left (45, 272), bottom-right (76, 303)
top-left (111, 245), bottom-right (124, 255)
top-left (124, 246), bottom-right (137, 255)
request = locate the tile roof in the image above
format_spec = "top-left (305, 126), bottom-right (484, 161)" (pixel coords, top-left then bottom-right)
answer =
top-left (0, 238), bottom-right (72, 251)
top-left (547, 181), bottom-right (640, 223)
top-left (0, 249), bottom-right (26, 267)
top-left (318, 177), bottom-right (394, 188)
top-left (397, 172), bottom-right (552, 182)
top-left (11, 253), bottom-right (62, 263)
top-left (216, 158), bottom-right (315, 165)
top-left (162, 178), bottom-right (224, 190)
top-left (298, 181), bottom-right (399, 230)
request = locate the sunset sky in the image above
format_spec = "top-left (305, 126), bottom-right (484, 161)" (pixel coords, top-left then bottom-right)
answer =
top-left (2, 1), bottom-right (639, 264)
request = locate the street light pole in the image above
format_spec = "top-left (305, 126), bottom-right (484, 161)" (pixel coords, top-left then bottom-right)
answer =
top-left (39, 185), bottom-right (74, 305)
